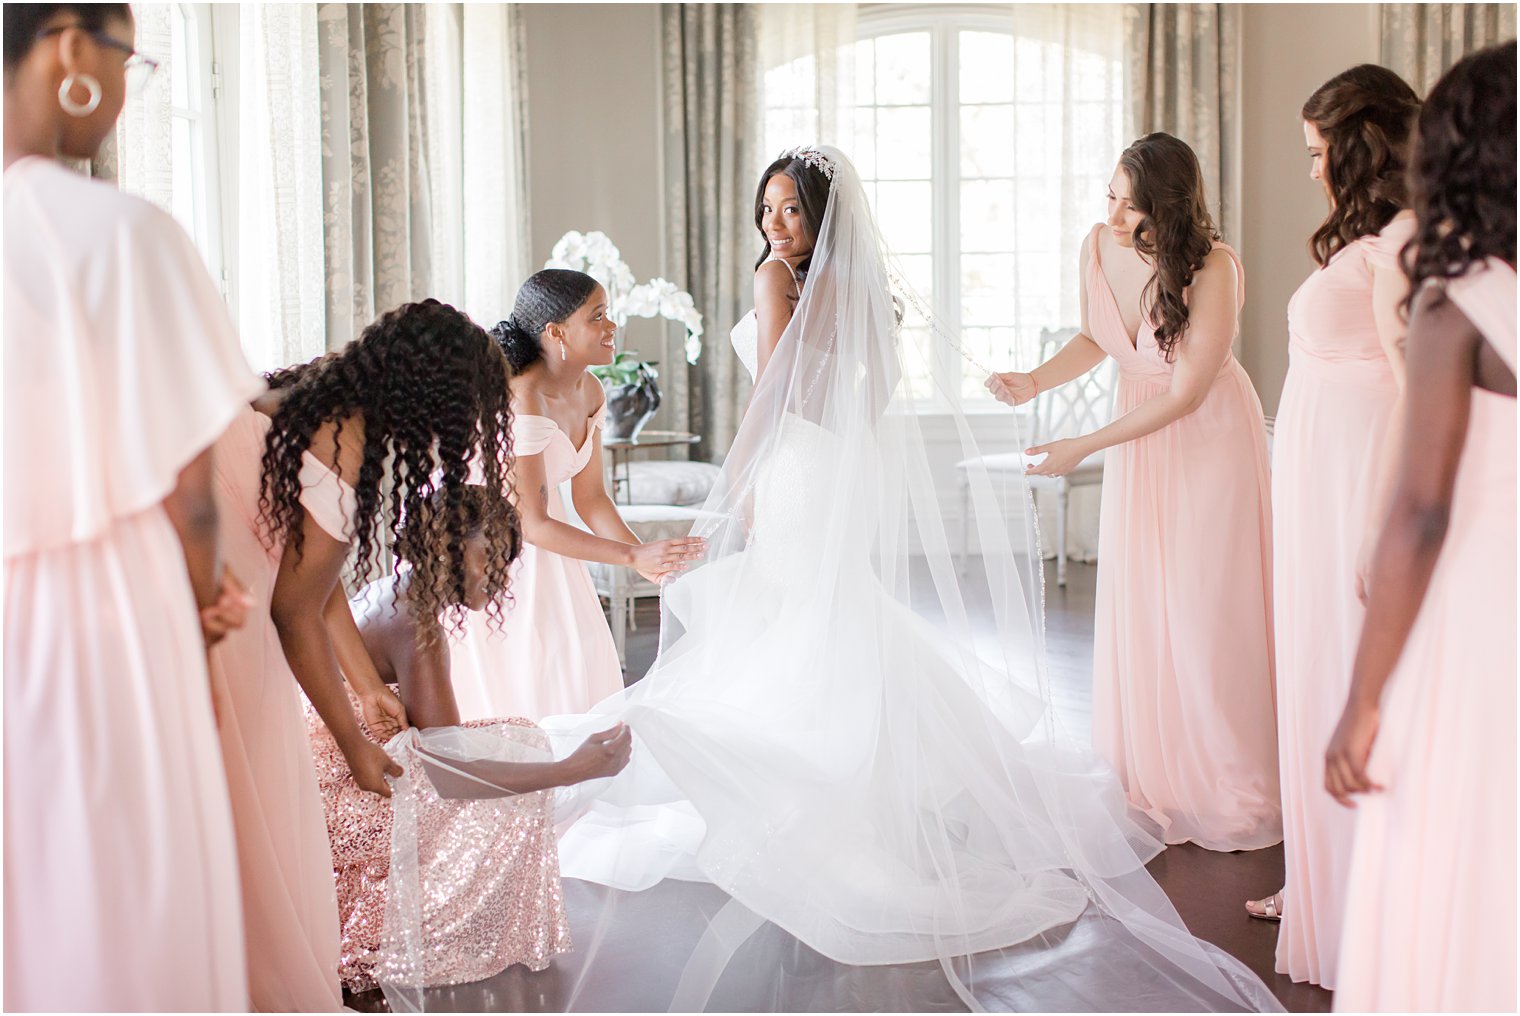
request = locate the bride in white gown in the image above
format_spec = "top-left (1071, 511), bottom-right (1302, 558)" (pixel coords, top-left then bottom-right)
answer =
top-left (378, 146), bottom-right (1283, 1013)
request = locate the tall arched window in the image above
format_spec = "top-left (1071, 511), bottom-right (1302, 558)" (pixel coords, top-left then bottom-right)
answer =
top-left (765, 5), bottom-right (1127, 409)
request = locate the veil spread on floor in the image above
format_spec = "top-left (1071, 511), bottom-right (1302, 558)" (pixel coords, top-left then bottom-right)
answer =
top-left (378, 146), bottom-right (1284, 1013)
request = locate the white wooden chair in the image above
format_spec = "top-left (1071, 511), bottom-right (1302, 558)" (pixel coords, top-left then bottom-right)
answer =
top-left (956, 327), bottom-right (1116, 587)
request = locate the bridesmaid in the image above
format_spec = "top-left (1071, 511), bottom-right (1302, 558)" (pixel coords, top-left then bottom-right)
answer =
top-left (988, 133), bottom-right (1280, 852)
top-left (313, 485), bottom-right (631, 995)
top-left (1242, 68), bottom-right (1419, 991)
top-left (1326, 41), bottom-right (1516, 1012)
top-left (450, 269), bottom-right (704, 721)
top-left (4, 5), bottom-right (259, 1009)
top-left (209, 299), bottom-right (517, 1009)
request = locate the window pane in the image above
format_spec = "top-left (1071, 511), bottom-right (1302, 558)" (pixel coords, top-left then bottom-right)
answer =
top-left (960, 105), bottom-right (1015, 178)
top-left (958, 326), bottom-right (1018, 399)
top-left (871, 32), bottom-right (930, 105)
top-left (897, 326), bottom-right (937, 401)
top-left (171, 115), bottom-right (195, 235)
top-left (893, 252), bottom-right (934, 308)
top-left (960, 179), bottom-right (1016, 254)
top-left (961, 252), bottom-right (1016, 325)
top-left (849, 106), bottom-right (879, 181)
top-left (959, 32), bottom-right (1014, 104)
top-left (874, 106), bottom-right (931, 180)
top-left (171, 5), bottom-right (191, 110)
top-left (874, 181), bottom-right (932, 254)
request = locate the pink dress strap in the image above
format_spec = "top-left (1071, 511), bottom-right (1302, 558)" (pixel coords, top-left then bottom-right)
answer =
top-left (1360, 212), bottom-right (1417, 272)
top-left (298, 453), bottom-right (358, 542)
top-left (1445, 258), bottom-right (1517, 371)
top-left (512, 415), bottom-right (562, 457)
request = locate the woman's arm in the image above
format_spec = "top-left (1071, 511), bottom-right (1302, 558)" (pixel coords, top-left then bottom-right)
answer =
top-left (270, 513), bottom-right (402, 797)
top-left (1325, 289), bottom-right (1479, 805)
top-left (571, 421), bottom-right (640, 544)
top-left (513, 443), bottom-right (703, 581)
top-left (322, 584), bottom-right (408, 740)
top-left (753, 260), bottom-right (798, 385)
top-left (1025, 250), bottom-right (1238, 477)
top-left (162, 445), bottom-right (256, 648)
top-left (1353, 258), bottom-right (1415, 602)
top-left (386, 618), bottom-right (633, 798)
top-left (989, 234), bottom-right (1109, 406)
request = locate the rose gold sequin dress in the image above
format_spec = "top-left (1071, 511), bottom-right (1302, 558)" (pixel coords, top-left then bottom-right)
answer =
top-left (306, 703), bottom-right (572, 993)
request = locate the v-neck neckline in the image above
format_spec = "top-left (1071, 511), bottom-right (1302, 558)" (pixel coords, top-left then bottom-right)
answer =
top-left (1091, 230), bottom-right (1144, 352)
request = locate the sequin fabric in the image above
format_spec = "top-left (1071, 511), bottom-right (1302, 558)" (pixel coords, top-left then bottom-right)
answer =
top-left (305, 703), bottom-right (571, 993)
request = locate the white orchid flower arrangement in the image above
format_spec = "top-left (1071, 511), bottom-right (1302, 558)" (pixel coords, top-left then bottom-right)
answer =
top-left (545, 230), bottom-right (704, 365)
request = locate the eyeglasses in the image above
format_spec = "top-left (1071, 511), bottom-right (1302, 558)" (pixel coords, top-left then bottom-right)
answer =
top-left (35, 24), bottom-right (162, 97)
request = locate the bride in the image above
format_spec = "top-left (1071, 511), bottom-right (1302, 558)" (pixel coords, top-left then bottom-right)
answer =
top-left (379, 146), bottom-right (1283, 1013)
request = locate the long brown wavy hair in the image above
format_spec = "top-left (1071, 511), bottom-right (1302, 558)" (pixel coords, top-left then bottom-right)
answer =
top-left (1117, 133), bottom-right (1220, 362)
top-left (1302, 64), bottom-right (1420, 268)
top-left (258, 299), bottom-right (517, 637)
top-left (1403, 40), bottom-right (1516, 307)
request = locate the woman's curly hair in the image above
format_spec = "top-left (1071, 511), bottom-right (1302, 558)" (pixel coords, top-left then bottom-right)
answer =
top-left (1302, 65), bottom-right (1421, 268)
top-left (397, 485), bottom-right (522, 642)
top-left (1403, 40), bottom-right (1517, 308)
top-left (257, 299), bottom-right (516, 635)
top-left (1118, 133), bottom-right (1221, 362)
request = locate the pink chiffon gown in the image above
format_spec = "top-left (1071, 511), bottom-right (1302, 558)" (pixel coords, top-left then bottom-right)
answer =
top-left (3, 157), bottom-right (260, 1010)
top-left (208, 405), bottom-right (353, 1011)
top-left (1085, 223), bottom-right (1282, 852)
top-left (1334, 259), bottom-right (1516, 1012)
top-left (450, 404), bottom-right (624, 721)
top-left (1272, 213), bottom-right (1414, 989)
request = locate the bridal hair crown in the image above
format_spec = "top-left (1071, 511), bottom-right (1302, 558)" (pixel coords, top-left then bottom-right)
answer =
top-left (779, 145), bottom-right (836, 180)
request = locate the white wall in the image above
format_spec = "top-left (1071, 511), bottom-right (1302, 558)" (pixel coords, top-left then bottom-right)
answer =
top-left (1238, 4), bottom-right (1381, 417)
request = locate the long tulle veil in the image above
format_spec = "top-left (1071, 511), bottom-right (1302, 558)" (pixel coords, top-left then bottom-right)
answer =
top-left (378, 146), bottom-right (1284, 1013)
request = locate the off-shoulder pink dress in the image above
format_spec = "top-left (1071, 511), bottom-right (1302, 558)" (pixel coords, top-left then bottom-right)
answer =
top-left (208, 406), bottom-right (354, 1011)
top-left (1085, 224), bottom-right (1282, 852)
top-left (450, 405), bottom-right (624, 721)
top-left (4, 157), bottom-right (260, 1010)
top-left (1334, 259), bottom-right (1516, 1012)
top-left (1272, 213), bottom-right (1415, 989)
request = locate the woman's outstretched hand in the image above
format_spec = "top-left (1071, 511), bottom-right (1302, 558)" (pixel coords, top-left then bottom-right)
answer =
top-left (986, 371), bottom-right (1038, 407)
top-left (345, 737), bottom-right (404, 798)
top-left (563, 723), bottom-right (634, 783)
top-left (1023, 438), bottom-right (1090, 478)
top-left (359, 684), bottom-right (409, 742)
top-left (631, 537), bottom-right (707, 585)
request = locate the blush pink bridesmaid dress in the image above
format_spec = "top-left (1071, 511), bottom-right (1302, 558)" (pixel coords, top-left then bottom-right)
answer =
top-left (1272, 213), bottom-right (1416, 989)
top-left (4, 157), bottom-right (260, 1010)
top-left (208, 406), bottom-right (352, 1011)
top-left (450, 404), bottom-right (624, 721)
top-left (1085, 223), bottom-right (1282, 853)
top-left (1334, 259), bottom-right (1516, 1012)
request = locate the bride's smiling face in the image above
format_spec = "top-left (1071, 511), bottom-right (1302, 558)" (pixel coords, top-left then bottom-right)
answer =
top-left (760, 173), bottom-right (814, 259)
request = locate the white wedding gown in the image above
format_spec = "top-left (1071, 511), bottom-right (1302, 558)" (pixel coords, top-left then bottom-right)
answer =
top-left (378, 148), bottom-right (1283, 1014)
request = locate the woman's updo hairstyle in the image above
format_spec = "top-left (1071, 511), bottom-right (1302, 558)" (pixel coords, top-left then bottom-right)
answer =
top-left (1302, 64), bottom-right (1421, 267)
top-left (491, 268), bottom-right (601, 372)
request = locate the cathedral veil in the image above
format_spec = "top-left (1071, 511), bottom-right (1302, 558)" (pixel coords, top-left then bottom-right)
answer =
top-left (376, 145), bottom-right (1284, 1013)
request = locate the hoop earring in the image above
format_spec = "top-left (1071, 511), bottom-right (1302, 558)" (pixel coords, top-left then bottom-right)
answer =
top-left (560, 341), bottom-right (568, 362)
top-left (58, 73), bottom-right (102, 117)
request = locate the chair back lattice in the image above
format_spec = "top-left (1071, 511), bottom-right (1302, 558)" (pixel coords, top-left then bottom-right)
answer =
top-left (1035, 327), bottom-right (1116, 444)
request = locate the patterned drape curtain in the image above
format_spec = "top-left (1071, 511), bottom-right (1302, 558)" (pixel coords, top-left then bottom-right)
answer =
top-left (317, 4), bottom-right (434, 349)
top-left (1123, 4), bottom-right (1241, 247)
top-left (1380, 4), bottom-right (1517, 94)
top-left (660, 4), bottom-right (761, 458)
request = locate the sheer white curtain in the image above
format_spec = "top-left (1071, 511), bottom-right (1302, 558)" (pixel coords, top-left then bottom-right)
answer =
top-left (757, 3), bottom-right (858, 155)
top-left (423, 3), bottom-right (532, 326)
top-left (234, 3), bottom-right (325, 373)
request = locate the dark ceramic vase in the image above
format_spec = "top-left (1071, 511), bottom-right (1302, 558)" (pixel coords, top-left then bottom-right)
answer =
top-left (603, 374), bottom-right (662, 440)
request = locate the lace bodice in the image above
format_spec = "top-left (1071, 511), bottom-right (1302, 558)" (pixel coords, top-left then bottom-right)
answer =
top-left (729, 257), bottom-right (804, 382)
